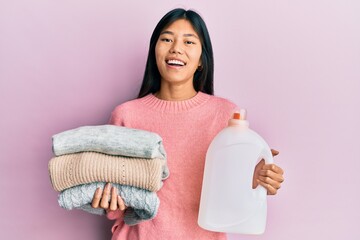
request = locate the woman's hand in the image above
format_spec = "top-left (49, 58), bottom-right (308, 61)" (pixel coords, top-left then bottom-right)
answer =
top-left (91, 183), bottom-right (127, 211)
top-left (252, 149), bottom-right (284, 195)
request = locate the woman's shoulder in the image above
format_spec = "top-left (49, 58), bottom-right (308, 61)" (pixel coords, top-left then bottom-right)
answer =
top-left (198, 93), bottom-right (239, 120)
top-left (111, 96), bottom-right (144, 113)
top-left (206, 93), bottom-right (238, 110)
top-left (109, 95), bottom-right (149, 125)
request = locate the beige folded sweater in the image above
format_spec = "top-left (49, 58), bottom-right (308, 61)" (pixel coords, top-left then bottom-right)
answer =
top-left (49, 152), bottom-right (166, 192)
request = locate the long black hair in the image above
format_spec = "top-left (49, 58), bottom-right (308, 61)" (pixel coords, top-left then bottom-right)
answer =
top-left (138, 8), bottom-right (214, 98)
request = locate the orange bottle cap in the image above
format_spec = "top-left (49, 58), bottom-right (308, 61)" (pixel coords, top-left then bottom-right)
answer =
top-left (233, 112), bottom-right (241, 120)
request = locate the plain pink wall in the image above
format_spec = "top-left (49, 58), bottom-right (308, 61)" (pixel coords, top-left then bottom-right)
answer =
top-left (1, 0), bottom-right (359, 239)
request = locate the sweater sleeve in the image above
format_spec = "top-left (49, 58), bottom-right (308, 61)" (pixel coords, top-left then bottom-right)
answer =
top-left (108, 105), bottom-right (125, 126)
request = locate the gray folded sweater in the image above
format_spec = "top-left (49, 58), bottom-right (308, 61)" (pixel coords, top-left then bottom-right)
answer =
top-left (52, 125), bottom-right (167, 159)
top-left (58, 182), bottom-right (159, 226)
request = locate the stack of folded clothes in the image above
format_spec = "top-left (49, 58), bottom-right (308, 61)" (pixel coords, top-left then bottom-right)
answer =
top-left (48, 125), bottom-right (169, 225)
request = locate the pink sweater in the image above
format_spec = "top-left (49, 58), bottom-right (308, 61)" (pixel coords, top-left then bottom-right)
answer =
top-left (107, 92), bottom-right (237, 240)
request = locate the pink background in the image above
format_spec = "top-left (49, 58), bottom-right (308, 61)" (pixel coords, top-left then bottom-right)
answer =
top-left (1, 0), bottom-right (359, 239)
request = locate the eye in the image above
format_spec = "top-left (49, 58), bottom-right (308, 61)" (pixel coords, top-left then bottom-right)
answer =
top-left (160, 38), bottom-right (172, 43)
top-left (185, 41), bottom-right (195, 45)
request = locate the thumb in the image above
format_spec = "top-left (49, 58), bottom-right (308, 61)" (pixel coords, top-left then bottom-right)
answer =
top-left (271, 149), bottom-right (279, 157)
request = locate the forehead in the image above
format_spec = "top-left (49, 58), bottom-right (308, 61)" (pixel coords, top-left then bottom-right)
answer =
top-left (162, 19), bottom-right (198, 36)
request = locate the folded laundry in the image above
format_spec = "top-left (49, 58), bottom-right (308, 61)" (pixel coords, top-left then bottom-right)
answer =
top-left (52, 125), bottom-right (166, 159)
top-left (58, 182), bottom-right (159, 225)
top-left (49, 152), bottom-right (167, 192)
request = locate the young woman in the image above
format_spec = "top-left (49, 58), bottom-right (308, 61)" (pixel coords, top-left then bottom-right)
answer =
top-left (92, 8), bottom-right (284, 240)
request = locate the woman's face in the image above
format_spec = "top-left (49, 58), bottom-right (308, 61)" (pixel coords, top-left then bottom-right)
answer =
top-left (155, 19), bottom-right (202, 87)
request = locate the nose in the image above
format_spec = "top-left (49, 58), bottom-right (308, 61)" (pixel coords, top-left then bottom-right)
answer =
top-left (169, 40), bottom-right (183, 54)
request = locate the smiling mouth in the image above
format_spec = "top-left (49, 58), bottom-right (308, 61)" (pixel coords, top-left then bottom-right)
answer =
top-left (166, 59), bottom-right (186, 66)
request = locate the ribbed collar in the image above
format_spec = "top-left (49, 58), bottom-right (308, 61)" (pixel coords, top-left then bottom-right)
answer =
top-left (140, 91), bottom-right (210, 113)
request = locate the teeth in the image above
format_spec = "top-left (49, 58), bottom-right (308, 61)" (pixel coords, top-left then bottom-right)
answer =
top-left (167, 59), bottom-right (185, 66)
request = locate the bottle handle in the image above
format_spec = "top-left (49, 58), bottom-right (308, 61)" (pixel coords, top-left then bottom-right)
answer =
top-left (262, 147), bottom-right (274, 165)
top-left (254, 147), bottom-right (274, 199)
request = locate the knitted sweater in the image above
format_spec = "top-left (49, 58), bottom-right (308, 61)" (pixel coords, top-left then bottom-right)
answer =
top-left (49, 152), bottom-right (167, 192)
top-left (107, 92), bottom-right (237, 240)
top-left (58, 182), bottom-right (159, 225)
top-left (52, 125), bottom-right (166, 159)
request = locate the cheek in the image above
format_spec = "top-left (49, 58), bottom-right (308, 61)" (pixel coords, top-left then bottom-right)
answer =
top-left (156, 44), bottom-right (169, 63)
top-left (155, 45), bottom-right (163, 65)
top-left (191, 48), bottom-right (202, 66)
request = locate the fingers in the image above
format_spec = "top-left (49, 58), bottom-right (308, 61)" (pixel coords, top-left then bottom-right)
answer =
top-left (254, 150), bottom-right (283, 195)
top-left (257, 163), bottom-right (284, 195)
top-left (117, 195), bottom-right (126, 211)
top-left (109, 186), bottom-right (118, 211)
top-left (100, 183), bottom-right (112, 209)
top-left (258, 164), bottom-right (285, 195)
top-left (271, 149), bottom-right (279, 157)
top-left (257, 174), bottom-right (282, 190)
top-left (111, 186), bottom-right (126, 211)
top-left (257, 179), bottom-right (278, 195)
top-left (92, 187), bottom-right (103, 208)
top-left (262, 163), bottom-right (284, 175)
top-left (259, 168), bottom-right (284, 184)
top-left (92, 183), bottom-right (126, 211)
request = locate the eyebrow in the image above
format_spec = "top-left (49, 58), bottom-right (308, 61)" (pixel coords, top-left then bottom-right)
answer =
top-left (160, 30), bottom-right (199, 39)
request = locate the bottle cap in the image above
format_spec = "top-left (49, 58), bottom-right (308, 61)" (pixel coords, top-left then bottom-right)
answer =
top-left (229, 109), bottom-right (249, 127)
top-left (233, 112), bottom-right (241, 120)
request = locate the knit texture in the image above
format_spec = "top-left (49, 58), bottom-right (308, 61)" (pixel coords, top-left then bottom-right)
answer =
top-left (58, 182), bottom-right (159, 225)
top-left (108, 92), bottom-right (237, 240)
top-left (49, 152), bottom-right (167, 192)
top-left (52, 125), bottom-right (166, 159)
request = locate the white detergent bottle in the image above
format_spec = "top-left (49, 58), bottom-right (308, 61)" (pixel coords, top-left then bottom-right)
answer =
top-left (198, 109), bottom-right (274, 234)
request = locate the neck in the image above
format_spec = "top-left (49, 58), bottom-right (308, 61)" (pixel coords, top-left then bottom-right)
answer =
top-left (155, 81), bottom-right (197, 101)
